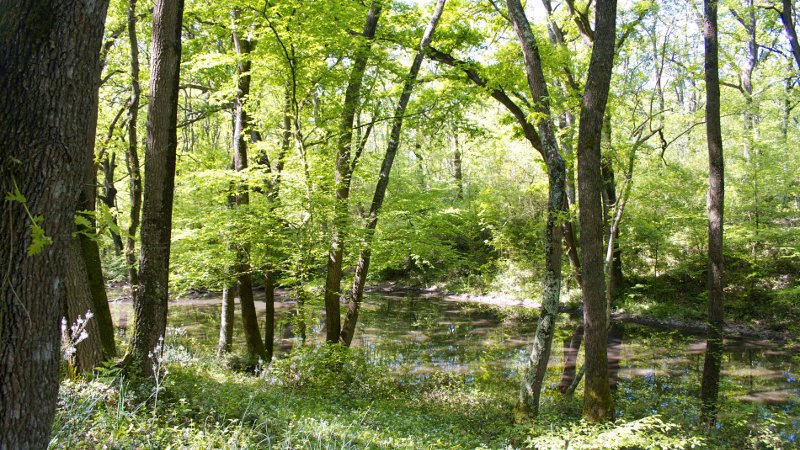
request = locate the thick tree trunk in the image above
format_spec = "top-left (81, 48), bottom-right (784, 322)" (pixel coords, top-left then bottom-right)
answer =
top-left (340, 0), bottom-right (447, 347)
top-left (576, 0), bottom-right (617, 423)
top-left (231, 7), bottom-right (266, 361)
top-left (506, 0), bottom-right (568, 420)
top-left (700, 0), bottom-right (725, 425)
top-left (126, 0), bottom-right (143, 301)
top-left (126, 0), bottom-right (185, 376)
top-left (0, 0), bottom-right (109, 445)
top-left (324, 0), bottom-right (382, 343)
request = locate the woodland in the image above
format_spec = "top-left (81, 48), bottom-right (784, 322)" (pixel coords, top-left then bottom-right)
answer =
top-left (1, 0), bottom-right (799, 448)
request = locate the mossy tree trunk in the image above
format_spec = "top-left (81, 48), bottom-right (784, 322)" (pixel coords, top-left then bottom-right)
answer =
top-left (576, 0), bottom-right (618, 423)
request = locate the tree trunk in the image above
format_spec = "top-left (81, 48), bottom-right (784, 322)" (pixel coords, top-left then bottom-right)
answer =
top-left (79, 48), bottom-right (117, 359)
top-left (506, 0), bottom-right (568, 420)
top-left (576, 0), bottom-right (617, 423)
top-left (264, 271), bottom-right (276, 362)
top-left (64, 237), bottom-right (104, 373)
top-left (324, 0), bottom-right (382, 343)
top-left (126, 0), bottom-right (185, 376)
top-left (700, 0), bottom-right (725, 425)
top-left (340, 0), bottom-right (447, 347)
top-left (78, 189), bottom-right (117, 359)
top-left (217, 282), bottom-right (236, 356)
top-left (126, 0), bottom-right (143, 301)
top-left (600, 142), bottom-right (623, 302)
top-left (0, 0), bottom-right (110, 445)
top-left (100, 153), bottom-right (125, 254)
top-left (231, 6), bottom-right (266, 361)
top-left (453, 132), bottom-right (464, 200)
top-left (780, 0), bottom-right (800, 70)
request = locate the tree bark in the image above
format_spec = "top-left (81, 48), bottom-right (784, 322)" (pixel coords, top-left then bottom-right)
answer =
top-left (231, 6), bottom-right (266, 361)
top-left (324, 0), bottom-right (382, 343)
top-left (126, 0), bottom-right (185, 376)
top-left (100, 153), bottom-right (125, 254)
top-left (506, 0), bottom-right (568, 420)
top-left (0, 0), bottom-right (109, 445)
top-left (700, 0), bottom-right (725, 426)
top-left (339, 0), bottom-right (447, 347)
top-left (64, 237), bottom-right (104, 373)
top-left (576, 0), bottom-right (617, 423)
top-left (126, 0), bottom-right (143, 302)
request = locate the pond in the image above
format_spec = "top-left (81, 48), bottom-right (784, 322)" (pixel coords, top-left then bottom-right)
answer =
top-left (111, 290), bottom-right (800, 440)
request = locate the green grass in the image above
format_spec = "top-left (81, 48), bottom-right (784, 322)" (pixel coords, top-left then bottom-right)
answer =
top-left (51, 336), bottom-right (798, 449)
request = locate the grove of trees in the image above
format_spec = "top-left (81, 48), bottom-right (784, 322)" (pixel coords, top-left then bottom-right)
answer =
top-left (1, 0), bottom-right (798, 447)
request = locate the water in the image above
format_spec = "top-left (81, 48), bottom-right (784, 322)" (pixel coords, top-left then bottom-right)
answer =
top-left (120, 291), bottom-right (799, 425)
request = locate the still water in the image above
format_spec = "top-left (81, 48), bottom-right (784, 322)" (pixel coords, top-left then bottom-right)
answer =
top-left (129, 291), bottom-right (798, 436)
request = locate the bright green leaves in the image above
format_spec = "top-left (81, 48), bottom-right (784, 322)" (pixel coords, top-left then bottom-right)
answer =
top-left (4, 183), bottom-right (53, 256)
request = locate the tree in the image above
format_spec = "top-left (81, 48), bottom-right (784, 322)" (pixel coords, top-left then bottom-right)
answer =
top-left (340, 0), bottom-right (448, 346)
top-left (700, 0), bottom-right (725, 425)
top-left (0, 0), bottom-right (110, 445)
top-left (323, 0), bottom-right (382, 343)
top-left (125, 0), bottom-right (144, 302)
top-left (576, 0), bottom-right (618, 422)
top-left (230, 6), bottom-right (267, 361)
top-left (506, 0), bottom-right (569, 419)
top-left (125, 0), bottom-right (186, 376)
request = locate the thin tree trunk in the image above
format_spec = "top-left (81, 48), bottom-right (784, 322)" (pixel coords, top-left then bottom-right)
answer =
top-left (324, 0), bottom-right (382, 343)
top-left (576, 0), bottom-right (617, 423)
top-left (217, 282), bottom-right (236, 356)
top-left (506, 0), bottom-right (568, 420)
top-left (100, 153), bottom-right (125, 254)
top-left (340, 0), bottom-right (447, 347)
top-left (0, 0), bottom-right (110, 445)
top-left (78, 188), bottom-right (117, 358)
top-left (264, 270), bottom-right (276, 361)
top-left (79, 55), bottom-right (117, 359)
top-left (126, 0), bottom-right (185, 376)
top-left (453, 132), bottom-right (464, 199)
top-left (700, 0), bottom-right (725, 425)
top-left (126, 0), bottom-right (143, 301)
top-left (600, 131), bottom-right (623, 302)
top-left (231, 7), bottom-right (266, 361)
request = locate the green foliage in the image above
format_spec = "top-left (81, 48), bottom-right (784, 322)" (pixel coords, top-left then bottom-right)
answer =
top-left (526, 415), bottom-right (705, 449)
